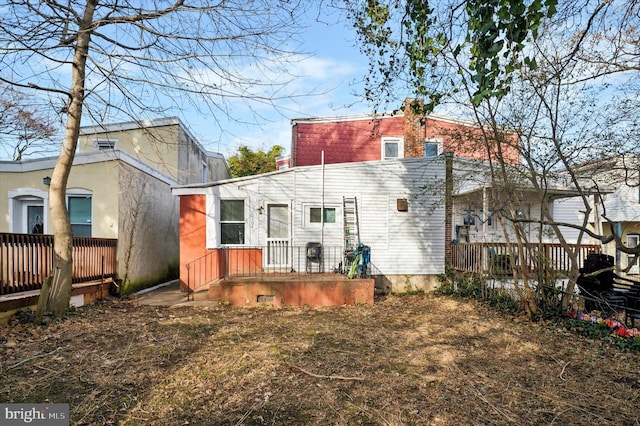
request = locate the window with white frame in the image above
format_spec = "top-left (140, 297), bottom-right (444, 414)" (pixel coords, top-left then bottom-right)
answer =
top-left (68, 194), bottom-right (92, 237)
top-left (481, 210), bottom-right (494, 227)
top-left (310, 207), bottom-right (336, 224)
top-left (424, 137), bottom-right (443, 157)
top-left (304, 205), bottom-right (337, 227)
top-left (220, 199), bottom-right (245, 245)
top-left (381, 137), bottom-right (404, 160)
top-left (463, 209), bottom-right (475, 226)
top-left (95, 139), bottom-right (116, 150)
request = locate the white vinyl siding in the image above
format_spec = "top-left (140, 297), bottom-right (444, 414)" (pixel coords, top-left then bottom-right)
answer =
top-left (200, 157), bottom-right (447, 276)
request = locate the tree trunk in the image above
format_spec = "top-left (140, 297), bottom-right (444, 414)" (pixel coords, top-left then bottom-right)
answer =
top-left (35, 0), bottom-right (97, 320)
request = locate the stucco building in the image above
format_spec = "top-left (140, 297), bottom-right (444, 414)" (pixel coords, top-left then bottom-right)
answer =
top-left (0, 117), bottom-right (229, 292)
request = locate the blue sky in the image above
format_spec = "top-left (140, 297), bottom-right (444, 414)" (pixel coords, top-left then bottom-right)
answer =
top-left (0, 8), bottom-right (379, 161)
top-left (185, 13), bottom-right (374, 158)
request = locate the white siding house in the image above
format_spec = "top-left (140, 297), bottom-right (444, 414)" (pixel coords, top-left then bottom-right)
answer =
top-left (173, 156), bottom-right (448, 293)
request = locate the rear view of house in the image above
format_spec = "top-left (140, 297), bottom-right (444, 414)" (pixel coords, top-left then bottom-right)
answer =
top-left (173, 156), bottom-right (451, 296)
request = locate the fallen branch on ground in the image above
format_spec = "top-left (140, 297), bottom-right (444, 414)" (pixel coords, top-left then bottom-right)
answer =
top-left (8, 348), bottom-right (61, 370)
top-left (287, 364), bottom-right (365, 381)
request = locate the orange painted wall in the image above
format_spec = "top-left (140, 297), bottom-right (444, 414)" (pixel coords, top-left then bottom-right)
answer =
top-left (224, 248), bottom-right (263, 276)
top-left (179, 195), bottom-right (266, 289)
top-left (179, 194), bottom-right (216, 289)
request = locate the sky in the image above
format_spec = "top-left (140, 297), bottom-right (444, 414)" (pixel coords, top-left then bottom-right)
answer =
top-left (183, 11), bottom-right (374, 159)
top-left (0, 6), bottom-right (388, 161)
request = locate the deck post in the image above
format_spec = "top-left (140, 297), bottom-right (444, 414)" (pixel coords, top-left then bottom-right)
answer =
top-left (444, 152), bottom-right (453, 266)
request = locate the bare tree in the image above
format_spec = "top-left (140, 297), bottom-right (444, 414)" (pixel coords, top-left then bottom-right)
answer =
top-left (0, 0), bottom-right (312, 319)
top-left (344, 0), bottom-right (640, 317)
top-left (0, 86), bottom-right (58, 160)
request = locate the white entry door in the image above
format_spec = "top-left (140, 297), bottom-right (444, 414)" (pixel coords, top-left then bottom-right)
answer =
top-left (266, 204), bottom-right (290, 268)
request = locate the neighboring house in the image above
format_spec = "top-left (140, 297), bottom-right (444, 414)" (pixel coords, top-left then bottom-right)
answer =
top-left (450, 157), bottom-right (599, 245)
top-left (0, 117), bottom-right (229, 291)
top-left (291, 99), bottom-right (520, 167)
top-left (275, 155), bottom-right (291, 171)
top-left (572, 155), bottom-right (640, 275)
top-left (173, 156), bottom-right (452, 294)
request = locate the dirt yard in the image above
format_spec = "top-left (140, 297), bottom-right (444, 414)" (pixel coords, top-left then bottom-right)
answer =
top-left (1, 293), bottom-right (639, 425)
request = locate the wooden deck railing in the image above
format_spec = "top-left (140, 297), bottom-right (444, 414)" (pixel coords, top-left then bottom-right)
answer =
top-left (451, 242), bottom-right (601, 275)
top-left (0, 233), bottom-right (117, 295)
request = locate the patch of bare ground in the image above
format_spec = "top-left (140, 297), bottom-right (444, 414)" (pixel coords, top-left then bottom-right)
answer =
top-left (1, 294), bottom-right (639, 425)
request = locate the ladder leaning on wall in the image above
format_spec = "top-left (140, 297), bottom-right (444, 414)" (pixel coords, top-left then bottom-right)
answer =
top-left (343, 196), bottom-right (360, 251)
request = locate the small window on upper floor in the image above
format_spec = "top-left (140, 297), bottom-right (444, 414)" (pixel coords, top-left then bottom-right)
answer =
top-left (202, 161), bottom-right (208, 183)
top-left (381, 137), bottom-right (404, 160)
top-left (95, 139), bottom-right (116, 150)
top-left (424, 138), bottom-right (443, 157)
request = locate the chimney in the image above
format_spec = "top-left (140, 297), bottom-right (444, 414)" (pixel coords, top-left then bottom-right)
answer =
top-left (403, 98), bottom-right (425, 158)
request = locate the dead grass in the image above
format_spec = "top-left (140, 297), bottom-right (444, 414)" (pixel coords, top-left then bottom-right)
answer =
top-left (1, 294), bottom-right (639, 425)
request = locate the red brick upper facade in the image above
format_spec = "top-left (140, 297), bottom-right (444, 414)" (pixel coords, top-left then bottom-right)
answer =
top-left (291, 100), bottom-right (520, 166)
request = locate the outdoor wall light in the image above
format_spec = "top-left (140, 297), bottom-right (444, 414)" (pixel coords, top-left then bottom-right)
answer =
top-left (257, 206), bottom-right (264, 215)
top-left (43, 176), bottom-right (51, 186)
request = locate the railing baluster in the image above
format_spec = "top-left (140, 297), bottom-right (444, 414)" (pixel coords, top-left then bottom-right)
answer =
top-left (0, 233), bottom-right (117, 296)
top-left (451, 242), bottom-right (601, 275)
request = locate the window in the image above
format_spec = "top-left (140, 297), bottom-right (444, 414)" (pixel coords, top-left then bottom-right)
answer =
top-left (202, 161), bottom-right (208, 183)
top-left (381, 137), bottom-right (404, 160)
top-left (28, 205), bottom-right (44, 234)
top-left (481, 210), bottom-right (493, 226)
top-left (95, 139), bottom-right (116, 150)
top-left (463, 209), bottom-right (475, 226)
top-left (68, 196), bottom-right (92, 236)
top-left (424, 138), bottom-right (443, 157)
top-left (310, 207), bottom-right (336, 224)
top-left (220, 199), bottom-right (245, 244)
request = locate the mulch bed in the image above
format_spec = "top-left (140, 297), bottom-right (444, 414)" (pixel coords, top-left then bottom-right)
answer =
top-left (1, 294), bottom-right (639, 425)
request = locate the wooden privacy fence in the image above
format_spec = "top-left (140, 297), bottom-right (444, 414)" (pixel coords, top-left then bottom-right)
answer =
top-left (451, 242), bottom-right (601, 275)
top-left (0, 233), bottom-right (117, 296)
